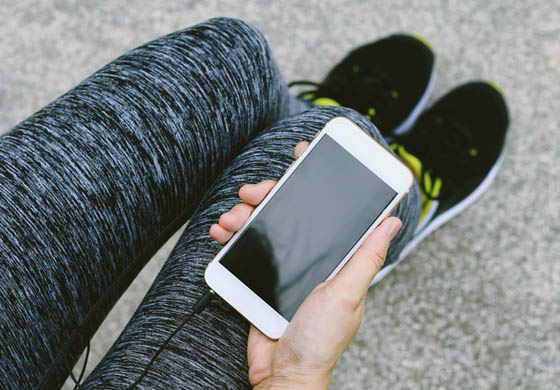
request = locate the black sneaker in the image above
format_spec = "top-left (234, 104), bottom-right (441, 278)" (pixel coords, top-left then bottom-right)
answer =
top-left (371, 81), bottom-right (509, 284)
top-left (289, 34), bottom-right (436, 137)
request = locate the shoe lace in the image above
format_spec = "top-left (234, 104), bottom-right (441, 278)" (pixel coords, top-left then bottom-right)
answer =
top-left (289, 66), bottom-right (399, 123)
top-left (397, 113), bottom-right (477, 200)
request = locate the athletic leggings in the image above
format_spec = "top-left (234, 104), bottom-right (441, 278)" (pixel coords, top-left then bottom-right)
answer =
top-left (0, 18), bottom-right (421, 389)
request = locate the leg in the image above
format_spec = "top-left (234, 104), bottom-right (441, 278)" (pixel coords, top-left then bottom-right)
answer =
top-left (80, 106), bottom-right (421, 389)
top-left (0, 18), bottom-right (295, 390)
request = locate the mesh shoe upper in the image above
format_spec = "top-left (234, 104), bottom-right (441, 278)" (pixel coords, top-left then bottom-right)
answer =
top-left (393, 81), bottom-right (509, 221)
top-left (291, 34), bottom-right (435, 137)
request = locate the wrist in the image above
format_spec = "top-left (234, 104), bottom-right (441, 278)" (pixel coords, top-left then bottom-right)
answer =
top-left (253, 371), bottom-right (331, 390)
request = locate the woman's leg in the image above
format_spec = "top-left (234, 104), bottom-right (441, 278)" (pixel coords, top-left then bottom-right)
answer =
top-left (80, 106), bottom-right (422, 389)
top-left (0, 18), bottom-right (297, 390)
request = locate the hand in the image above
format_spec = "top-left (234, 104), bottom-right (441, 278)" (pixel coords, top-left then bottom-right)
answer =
top-left (210, 142), bottom-right (402, 389)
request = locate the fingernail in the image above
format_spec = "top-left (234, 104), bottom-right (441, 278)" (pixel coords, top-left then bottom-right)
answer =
top-left (386, 219), bottom-right (402, 240)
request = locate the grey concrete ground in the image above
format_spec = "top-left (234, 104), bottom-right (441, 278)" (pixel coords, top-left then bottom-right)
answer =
top-left (1, 0), bottom-right (559, 389)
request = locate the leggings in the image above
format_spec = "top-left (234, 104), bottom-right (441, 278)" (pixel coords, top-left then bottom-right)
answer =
top-left (0, 18), bottom-right (421, 389)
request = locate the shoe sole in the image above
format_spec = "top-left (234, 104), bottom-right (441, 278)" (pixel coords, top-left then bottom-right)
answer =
top-left (392, 64), bottom-right (437, 136)
top-left (370, 149), bottom-right (505, 286)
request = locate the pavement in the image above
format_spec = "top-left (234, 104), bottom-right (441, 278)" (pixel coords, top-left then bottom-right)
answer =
top-left (1, 1), bottom-right (559, 389)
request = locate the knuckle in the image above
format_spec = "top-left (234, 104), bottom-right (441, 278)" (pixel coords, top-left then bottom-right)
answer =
top-left (360, 246), bottom-right (387, 271)
top-left (219, 211), bottom-right (234, 226)
top-left (231, 203), bottom-right (244, 213)
top-left (234, 203), bottom-right (252, 219)
top-left (263, 180), bottom-right (276, 190)
top-left (324, 282), bottom-right (362, 312)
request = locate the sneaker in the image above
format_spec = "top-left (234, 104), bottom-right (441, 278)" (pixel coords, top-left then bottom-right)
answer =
top-left (289, 34), bottom-right (436, 137)
top-left (371, 81), bottom-right (509, 285)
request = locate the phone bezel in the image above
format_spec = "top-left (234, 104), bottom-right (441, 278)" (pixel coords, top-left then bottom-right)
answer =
top-left (204, 116), bottom-right (414, 339)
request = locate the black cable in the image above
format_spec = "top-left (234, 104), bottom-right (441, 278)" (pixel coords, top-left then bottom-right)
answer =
top-left (69, 359), bottom-right (79, 384)
top-left (126, 289), bottom-right (215, 389)
top-left (68, 340), bottom-right (90, 390)
top-left (74, 340), bottom-right (90, 389)
top-left (65, 290), bottom-right (213, 389)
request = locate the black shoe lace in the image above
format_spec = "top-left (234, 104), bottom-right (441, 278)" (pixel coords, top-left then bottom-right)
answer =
top-left (289, 66), bottom-right (399, 125)
top-left (397, 113), bottom-right (477, 200)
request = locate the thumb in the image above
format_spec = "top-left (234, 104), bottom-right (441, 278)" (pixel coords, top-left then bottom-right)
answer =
top-left (330, 217), bottom-right (402, 301)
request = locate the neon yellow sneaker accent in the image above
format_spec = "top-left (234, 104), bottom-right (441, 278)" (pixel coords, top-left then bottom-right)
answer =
top-left (394, 144), bottom-right (422, 180)
top-left (312, 97), bottom-right (341, 107)
top-left (364, 107), bottom-right (377, 121)
top-left (422, 170), bottom-right (442, 198)
top-left (391, 90), bottom-right (399, 99)
top-left (302, 92), bottom-right (316, 100)
top-left (392, 143), bottom-right (442, 225)
top-left (413, 34), bottom-right (434, 53)
top-left (484, 80), bottom-right (504, 95)
top-left (469, 148), bottom-right (478, 156)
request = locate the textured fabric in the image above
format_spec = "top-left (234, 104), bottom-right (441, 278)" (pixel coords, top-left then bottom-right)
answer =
top-left (0, 18), bottom-right (294, 390)
top-left (81, 106), bottom-right (421, 389)
top-left (0, 17), bottom-right (421, 390)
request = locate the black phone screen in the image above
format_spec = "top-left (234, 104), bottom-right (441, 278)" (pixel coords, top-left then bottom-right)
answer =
top-left (220, 134), bottom-right (397, 320)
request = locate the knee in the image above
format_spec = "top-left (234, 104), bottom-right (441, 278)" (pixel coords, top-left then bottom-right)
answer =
top-left (292, 105), bottom-right (387, 144)
top-left (195, 17), bottom-right (269, 51)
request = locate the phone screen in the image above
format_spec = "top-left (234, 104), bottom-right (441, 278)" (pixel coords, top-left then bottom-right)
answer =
top-left (220, 134), bottom-right (396, 320)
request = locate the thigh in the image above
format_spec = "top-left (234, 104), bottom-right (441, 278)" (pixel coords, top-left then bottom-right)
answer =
top-left (0, 17), bottom-right (292, 390)
top-left (80, 106), bottom-right (421, 389)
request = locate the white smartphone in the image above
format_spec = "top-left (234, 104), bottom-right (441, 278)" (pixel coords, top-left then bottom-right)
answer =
top-left (205, 116), bottom-right (414, 339)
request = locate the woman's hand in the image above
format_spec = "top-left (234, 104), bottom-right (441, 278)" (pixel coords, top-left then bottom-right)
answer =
top-left (210, 141), bottom-right (402, 389)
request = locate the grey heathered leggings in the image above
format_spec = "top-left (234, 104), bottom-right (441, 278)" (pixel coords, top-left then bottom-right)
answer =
top-left (0, 18), bottom-right (421, 390)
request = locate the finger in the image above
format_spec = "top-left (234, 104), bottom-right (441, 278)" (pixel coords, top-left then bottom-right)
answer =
top-left (247, 325), bottom-right (276, 383)
top-left (218, 203), bottom-right (255, 232)
top-left (239, 180), bottom-right (276, 206)
top-left (294, 141), bottom-right (310, 159)
top-left (248, 325), bottom-right (274, 345)
top-left (330, 217), bottom-right (402, 300)
top-left (209, 223), bottom-right (234, 243)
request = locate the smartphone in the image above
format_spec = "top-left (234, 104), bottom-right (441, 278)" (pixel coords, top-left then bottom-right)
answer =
top-left (204, 116), bottom-right (414, 339)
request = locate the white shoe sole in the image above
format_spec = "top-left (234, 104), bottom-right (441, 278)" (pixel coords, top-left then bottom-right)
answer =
top-left (370, 150), bottom-right (505, 286)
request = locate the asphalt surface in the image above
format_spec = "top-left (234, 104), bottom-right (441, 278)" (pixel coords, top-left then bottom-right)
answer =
top-left (1, 1), bottom-right (558, 389)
